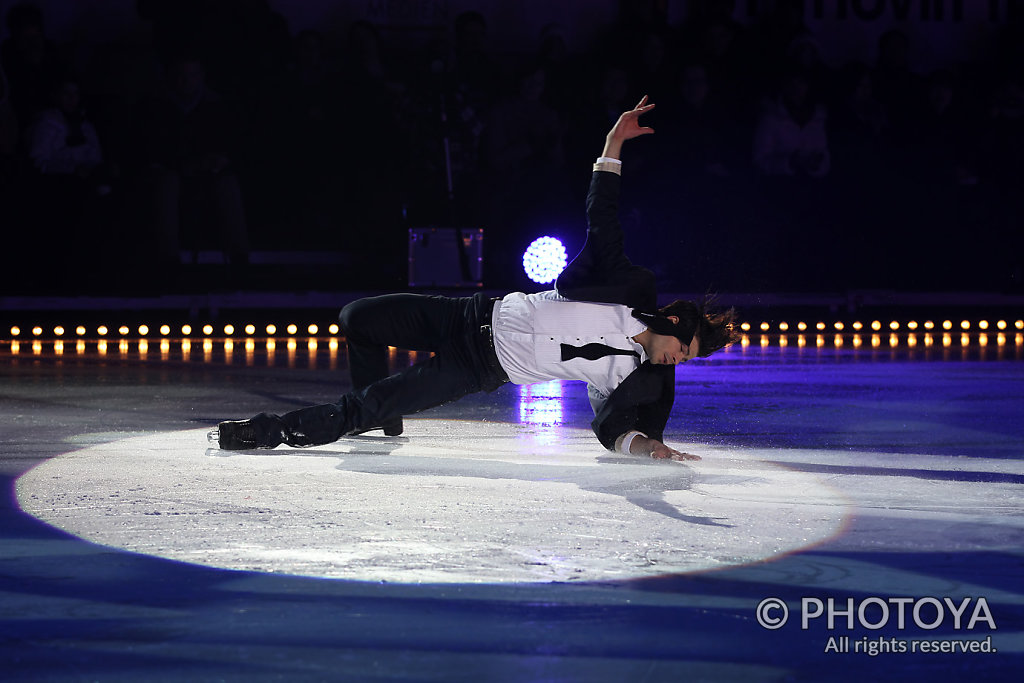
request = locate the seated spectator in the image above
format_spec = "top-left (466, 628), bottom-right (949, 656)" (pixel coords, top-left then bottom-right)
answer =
top-left (1, 2), bottom-right (65, 129)
top-left (908, 69), bottom-right (979, 186)
top-left (137, 53), bottom-right (249, 267)
top-left (565, 63), bottom-right (632, 171)
top-left (831, 62), bottom-right (888, 139)
top-left (753, 67), bottom-right (830, 178)
top-left (18, 73), bottom-right (121, 280)
top-left (28, 75), bottom-right (103, 180)
top-left (828, 62), bottom-right (889, 180)
top-left (483, 59), bottom-right (569, 287)
top-left (0, 56), bottom-right (17, 185)
top-left (872, 29), bottom-right (921, 135)
top-left (484, 61), bottom-right (564, 175)
top-left (662, 62), bottom-right (743, 179)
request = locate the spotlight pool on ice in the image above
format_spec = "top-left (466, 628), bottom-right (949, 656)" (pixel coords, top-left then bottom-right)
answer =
top-left (16, 420), bottom-right (847, 584)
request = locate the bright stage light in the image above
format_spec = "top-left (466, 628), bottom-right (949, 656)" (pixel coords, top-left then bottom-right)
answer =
top-left (960, 320), bottom-right (970, 330)
top-left (522, 236), bottom-right (567, 284)
top-left (224, 325), bottom-right (235, 336)
top-left (943, 320), bottom-right (953, 330)
top-left (871, 320), bottom-right (881, 331)
top-left (9, 326), bottom-right (20, 337)
top-left (138, 325), bottom-right (149, 336)
top-left (286, 324), bottom-right (298, 335)
top-left (75, 326), bottom-right (86, 336)
top-left (202, 325), bottom-right (213, 336)
top-left (53, 326), bottom-right (65, 336)
top-left (779, 322), bottom-right (789, 332)
top-left (266, 324), bottom-right (277, 335)
top-left (97, 326), bottom-right (108, 336)
top-left (159, 325), bottom-right (170, 336)
top-left (308, 324), bottom-right (318, 335)
top-left (118, 326), bottom-right (129, 336)
top-left (328, 324), bottom-right (339, 335)
top-left (245, 325), bottom-right (256, 335)
top-left (760, 322), bottom-right (770, 331)
top-left (32, 326), bottom-right (42, 336)
top-left (889, 321), bottom-right (899, 331)
top-left (833, 322), bottom-right (844, 331)
top-left (797, 322), bottom-right (807, 331)
top-left (740, 322), bottom-right (751, 332)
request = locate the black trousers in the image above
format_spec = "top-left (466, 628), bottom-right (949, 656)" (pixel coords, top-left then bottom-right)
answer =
top-left (255, 292), bottom-right (509, 447)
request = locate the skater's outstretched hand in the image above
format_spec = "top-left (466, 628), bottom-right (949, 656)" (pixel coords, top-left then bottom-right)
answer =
top-left (628, 434), bottom-right (701, 461)
top-left (651, 441), bottom-right (701, 462)
top-left (601, 96), bottom-right (655, 160)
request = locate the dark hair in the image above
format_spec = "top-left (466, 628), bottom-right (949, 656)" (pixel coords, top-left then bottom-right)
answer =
top-left (659, 296), bottom-right (740, 357)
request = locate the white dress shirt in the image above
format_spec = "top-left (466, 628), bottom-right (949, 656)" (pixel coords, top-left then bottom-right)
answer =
top-left (491, 291), bottom-right (648, 403)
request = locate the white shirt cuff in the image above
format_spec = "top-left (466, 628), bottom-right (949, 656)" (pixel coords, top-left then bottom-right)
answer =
top-left (616, 430), bottom-right (647, 455)
top-left (593, 157), bottom-right (622, 175)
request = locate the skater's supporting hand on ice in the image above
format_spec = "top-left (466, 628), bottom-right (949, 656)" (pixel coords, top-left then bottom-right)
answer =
top-left (625, 433), bottom-right (701, 461)
top-left (601, 95), bottom-right (656, 161)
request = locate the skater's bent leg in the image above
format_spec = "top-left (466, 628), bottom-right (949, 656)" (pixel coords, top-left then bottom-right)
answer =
top-left (339, 294), bottom-right (470, 437)
top-left (339, 294), bottom-right (464, 389)
top-left (223, 350), bottom-right (480, 449)
top-left (337, 349), bottom-right (480, 435)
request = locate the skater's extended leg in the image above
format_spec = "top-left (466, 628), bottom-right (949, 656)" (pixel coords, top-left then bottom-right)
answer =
top-left (216, 346), bottom-right (488, 450)
top-left (339, 293), bottom-right (465, 384)
top-left (339, 294), bottom-right (468, 436)
top-left (214, 293), bottom-right (505, 450)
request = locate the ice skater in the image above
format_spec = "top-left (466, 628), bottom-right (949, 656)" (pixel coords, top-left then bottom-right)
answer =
top-left (213, 97), bottom-right (739, 459)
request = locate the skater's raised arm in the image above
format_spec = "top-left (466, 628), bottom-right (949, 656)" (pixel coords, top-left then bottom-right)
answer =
top-left (598, 95), bottom-right (656, 164)
top-left (556, 96), bottom-right (659, 304)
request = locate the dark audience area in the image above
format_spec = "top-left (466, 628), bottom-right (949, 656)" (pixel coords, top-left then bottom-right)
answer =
top-left (1, 0), bottom-right (1022, 295)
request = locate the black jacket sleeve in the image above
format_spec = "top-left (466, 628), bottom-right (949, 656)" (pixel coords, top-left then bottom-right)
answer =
top-left (556, 172), bottom-right (675, 451)
top-left (591, 363), bottom-right (675, 450)
top-left (555, 171), bottom-right (658, 310)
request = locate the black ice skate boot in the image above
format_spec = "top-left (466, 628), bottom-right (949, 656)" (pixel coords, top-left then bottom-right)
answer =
top-left (210, 413), bottom-right (287, 450)
top-left (382, 417), bottom-right (404, 436)
top-left (349, 416), bottom-right (403, 437)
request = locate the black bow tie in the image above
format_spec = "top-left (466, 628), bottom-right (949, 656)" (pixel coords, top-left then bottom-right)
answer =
top-left (560, 342), bottom-right (640, 362)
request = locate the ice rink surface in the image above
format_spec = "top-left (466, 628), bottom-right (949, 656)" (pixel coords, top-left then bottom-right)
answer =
top-left (1, 336), bottom-right (1022, 681)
